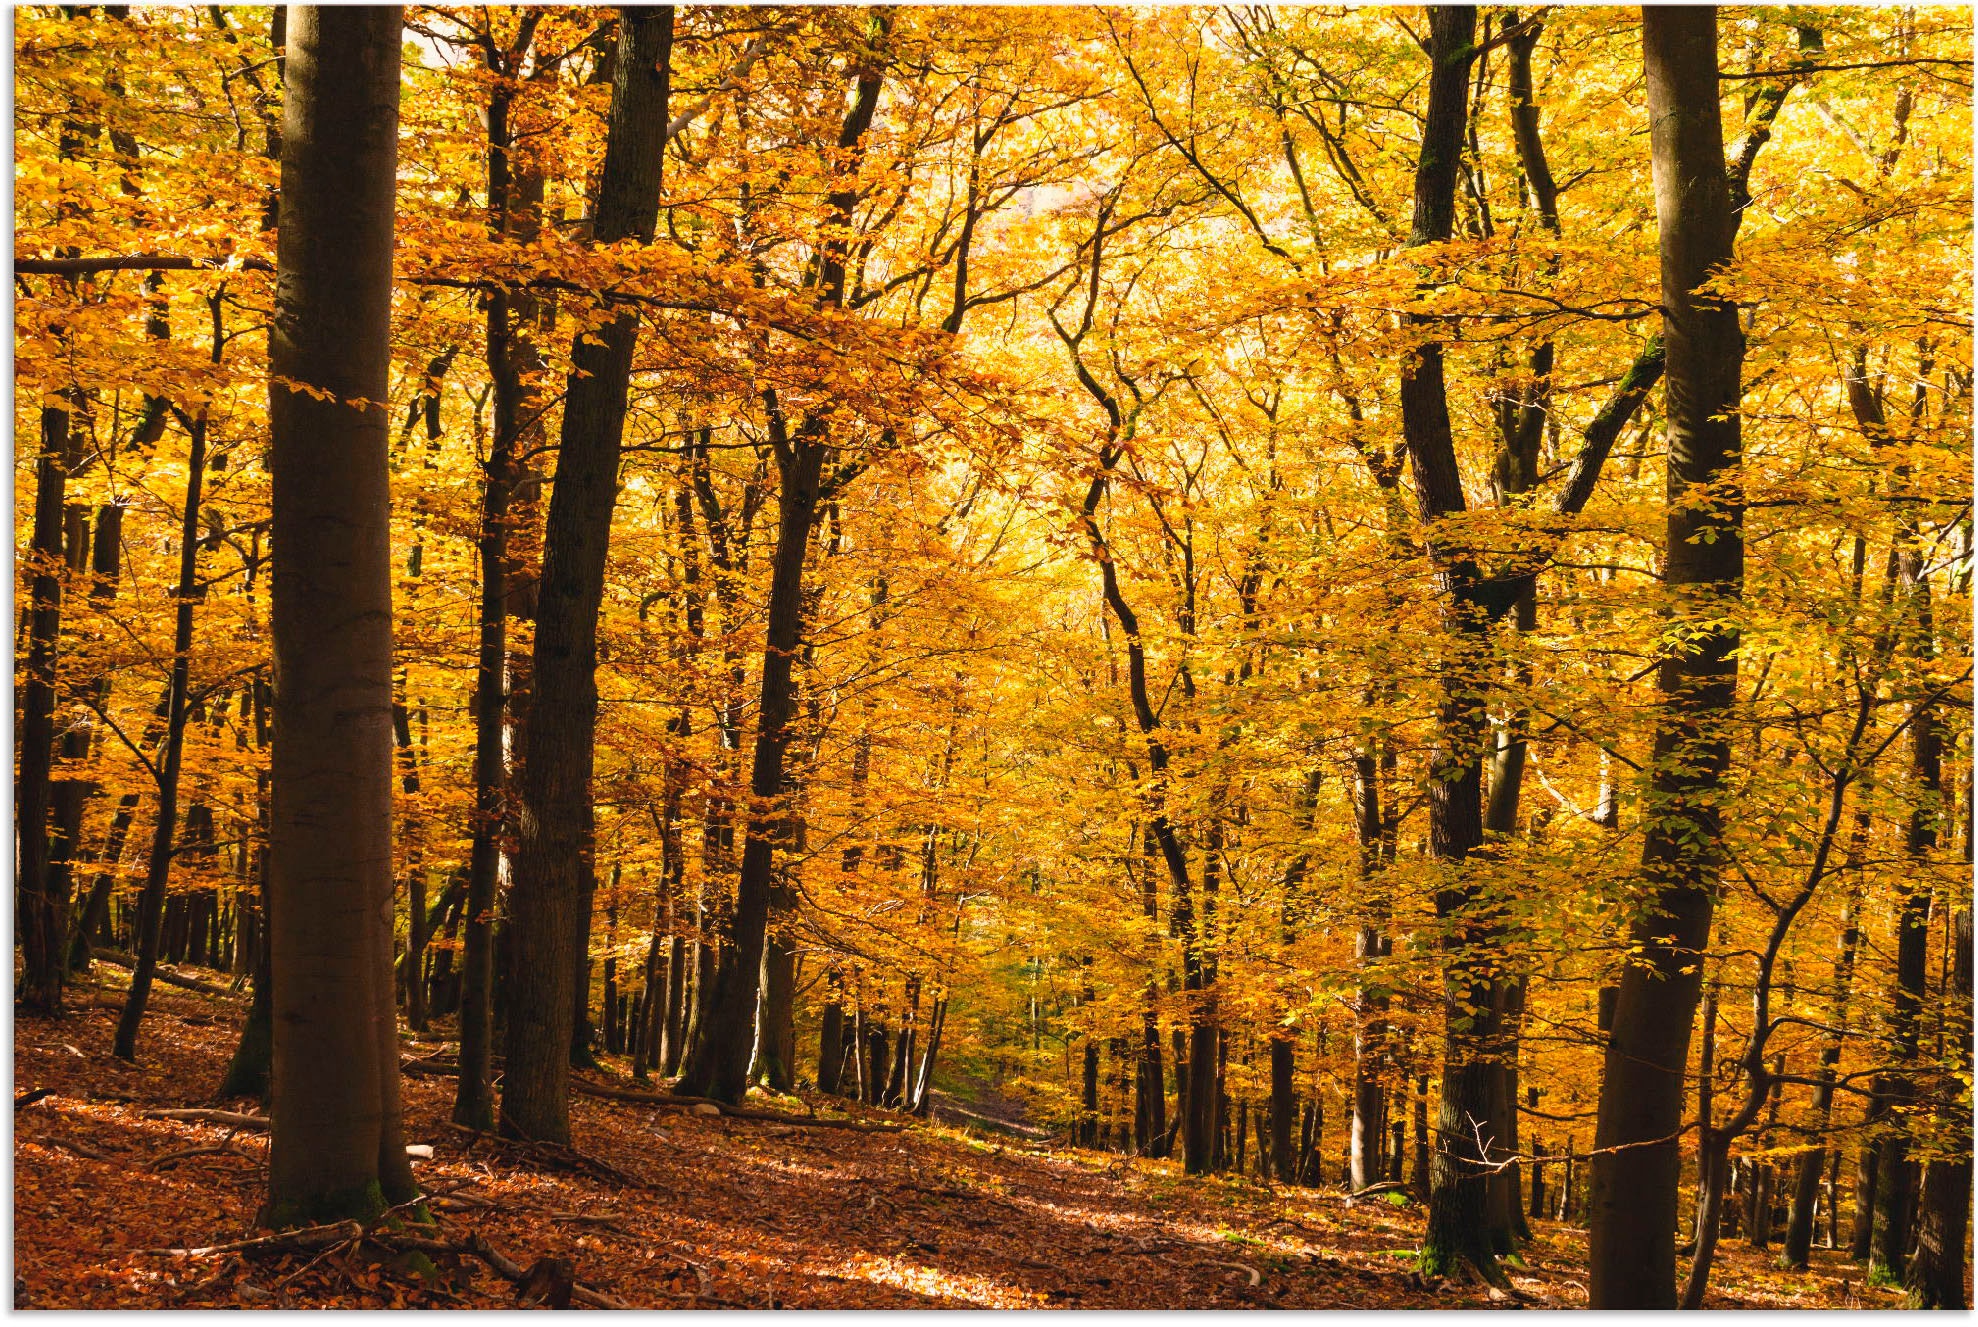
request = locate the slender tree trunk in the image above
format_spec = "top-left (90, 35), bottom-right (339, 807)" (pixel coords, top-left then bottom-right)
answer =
top-left (817, 973), bottom-right (846, 1096)
top-left (262, 4), bottom-right (415, 1226)
top-left (1590, 8), bottom-right (1745, 1307)
top-left (503, 6), bottom-right (673, 1143)
top-left (1784, 876), bottom-right (1865, 1268)
top-left (913, 997), bottom-right (946, 1116)
top-left (113, 352), bottom-right (213, 1061)
top-left (1853, 1095), bottom-right (1885, 1259)
top-left (1906, 908), bottom-right (1972, 1307)
top-left (65, 504), bottom-right (128, 974)
top-left (1872, 540), bottom-right (1943, 1284)
top-left (1270, 1035), bottom-right (1297, 1183)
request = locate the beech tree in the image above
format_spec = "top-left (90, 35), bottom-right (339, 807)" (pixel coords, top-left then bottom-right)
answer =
top-left (1588, 7), bottom-right (1747, 1307)
top-left (501, 4), bottom-right (674, 1145)
top-left (263, 3), bottom-right (417, 1225)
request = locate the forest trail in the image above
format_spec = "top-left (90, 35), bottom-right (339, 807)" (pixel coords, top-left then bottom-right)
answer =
top-left (15, 974), bottom-right (1891, 1310)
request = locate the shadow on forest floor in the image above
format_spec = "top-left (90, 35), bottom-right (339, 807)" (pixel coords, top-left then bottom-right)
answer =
top-left (15, 971), bottom-right (1904, 1309)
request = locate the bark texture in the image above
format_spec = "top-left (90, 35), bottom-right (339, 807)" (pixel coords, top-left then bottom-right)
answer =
top-left (264, 3), bottom-right (415, 1226)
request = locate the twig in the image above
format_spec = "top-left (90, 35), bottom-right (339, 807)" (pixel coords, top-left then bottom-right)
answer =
top-left (144, 1107), bottom-right (270, 1130)
top-left (1210, 1260), bottom-right (1264, 1287)
top-left (140, 1221), bottom-right (363, 1258)
top-left (148, 1143), bottom-right (255, 1170)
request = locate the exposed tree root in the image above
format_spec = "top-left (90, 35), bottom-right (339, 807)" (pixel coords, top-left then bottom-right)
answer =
top-left (445, 1122), bottom-right (650, 1189)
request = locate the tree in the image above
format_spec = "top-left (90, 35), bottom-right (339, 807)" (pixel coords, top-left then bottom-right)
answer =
top-left (676, 14), bottom-right (892, 1105)
top-left (1589, 7), bottom-right (1747, 1307)
top-left (263, 3), bottom-right (416, 1227)
top-left (503, 4), bottom-right (673, 1145)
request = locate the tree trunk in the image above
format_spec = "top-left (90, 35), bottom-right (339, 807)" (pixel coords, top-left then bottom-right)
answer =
top-left (1270, 1034), bottom-right (1297, 1184)
top-left (64, 504), bottom-right (129, 974)
top-left (912, 998), bottom-right (946, 1116)
top-left (817, 970), bottom-right (846, 1096)
top-left (756, 910), bottom-right (799, 1092)
top-left (112, 362), bottom-right (212, 1061)
top-left (1852, 1095), bottom-right (1885, 1259)
top-left (1906, 908), bottom-right (1972, 1307)
top-left (262, 4), bottom-right (415, 1226)
top-left (16, 104), bottom-right (92, 1018)
top-left (1783, 875), bottom-right (1864, 1268)
top-left (1392, 7), bottom-right (1514, 1281)
top-left (1590, 8), bottom-right (1745, 1308)
top-left (503, 5), bottom-right (672, 1144)
top-left (1350, 750), bottom-right (1391, 1193)
top-left (1872, 538), bottom-right (1943, 1285)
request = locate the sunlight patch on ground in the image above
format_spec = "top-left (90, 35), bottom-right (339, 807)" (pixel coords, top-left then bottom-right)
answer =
top-left (809, 1253), bottom-right (1034, 1308)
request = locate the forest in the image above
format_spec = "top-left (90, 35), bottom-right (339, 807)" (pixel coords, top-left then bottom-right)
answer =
top-left (12, 2), bottom-right (1973, 1311)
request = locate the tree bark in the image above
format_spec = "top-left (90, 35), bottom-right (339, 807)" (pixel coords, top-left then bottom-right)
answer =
top-left (263, 3), bottom-right (414, 1226)
top-left (1906, 908), bottom-right (1972, 1307)
top-left (1590, 9), bottom-right (1745, 1306)
top-left (503, 5), bottom-right (673, 1143)
top-left (16, 107), bottom-right (91, 1018)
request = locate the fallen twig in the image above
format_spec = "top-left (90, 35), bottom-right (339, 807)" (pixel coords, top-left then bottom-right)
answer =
top-left (15, 1087), bottom-right (57, 1110)
top-left (141, 1221), bottom-right (363, 1258)
top-left (144, 1107), bottom-right (270, 1130)
top-left (148, 1143), bottom-right (256, 1170)
top-left (1210, 1260), bottom-right (1264, 1287)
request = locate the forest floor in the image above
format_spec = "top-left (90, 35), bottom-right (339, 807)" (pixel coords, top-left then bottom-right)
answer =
top-left (15, 971), bottom-right (1899, 1310)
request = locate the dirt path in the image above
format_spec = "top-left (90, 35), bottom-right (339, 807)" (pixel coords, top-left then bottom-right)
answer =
top-left (15, 976), bottom-right (1896, 1309)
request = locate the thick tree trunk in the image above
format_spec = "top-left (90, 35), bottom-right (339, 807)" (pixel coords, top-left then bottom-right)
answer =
top-left (1590, 9), bottom-right (1745, 1307)
top-left (16, 106), bottom-right (92, 1017)
top-left (263, 4), bottom-right (414, 1226)
top-left (1392, 7), bottom-right (1517, 1281)
top-left (757, 909), bottom-right (799, 1092)
top-left (503, 6), bottom-right (672, 1143)
top-left (18, 404), bottom-right (78, 1015)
